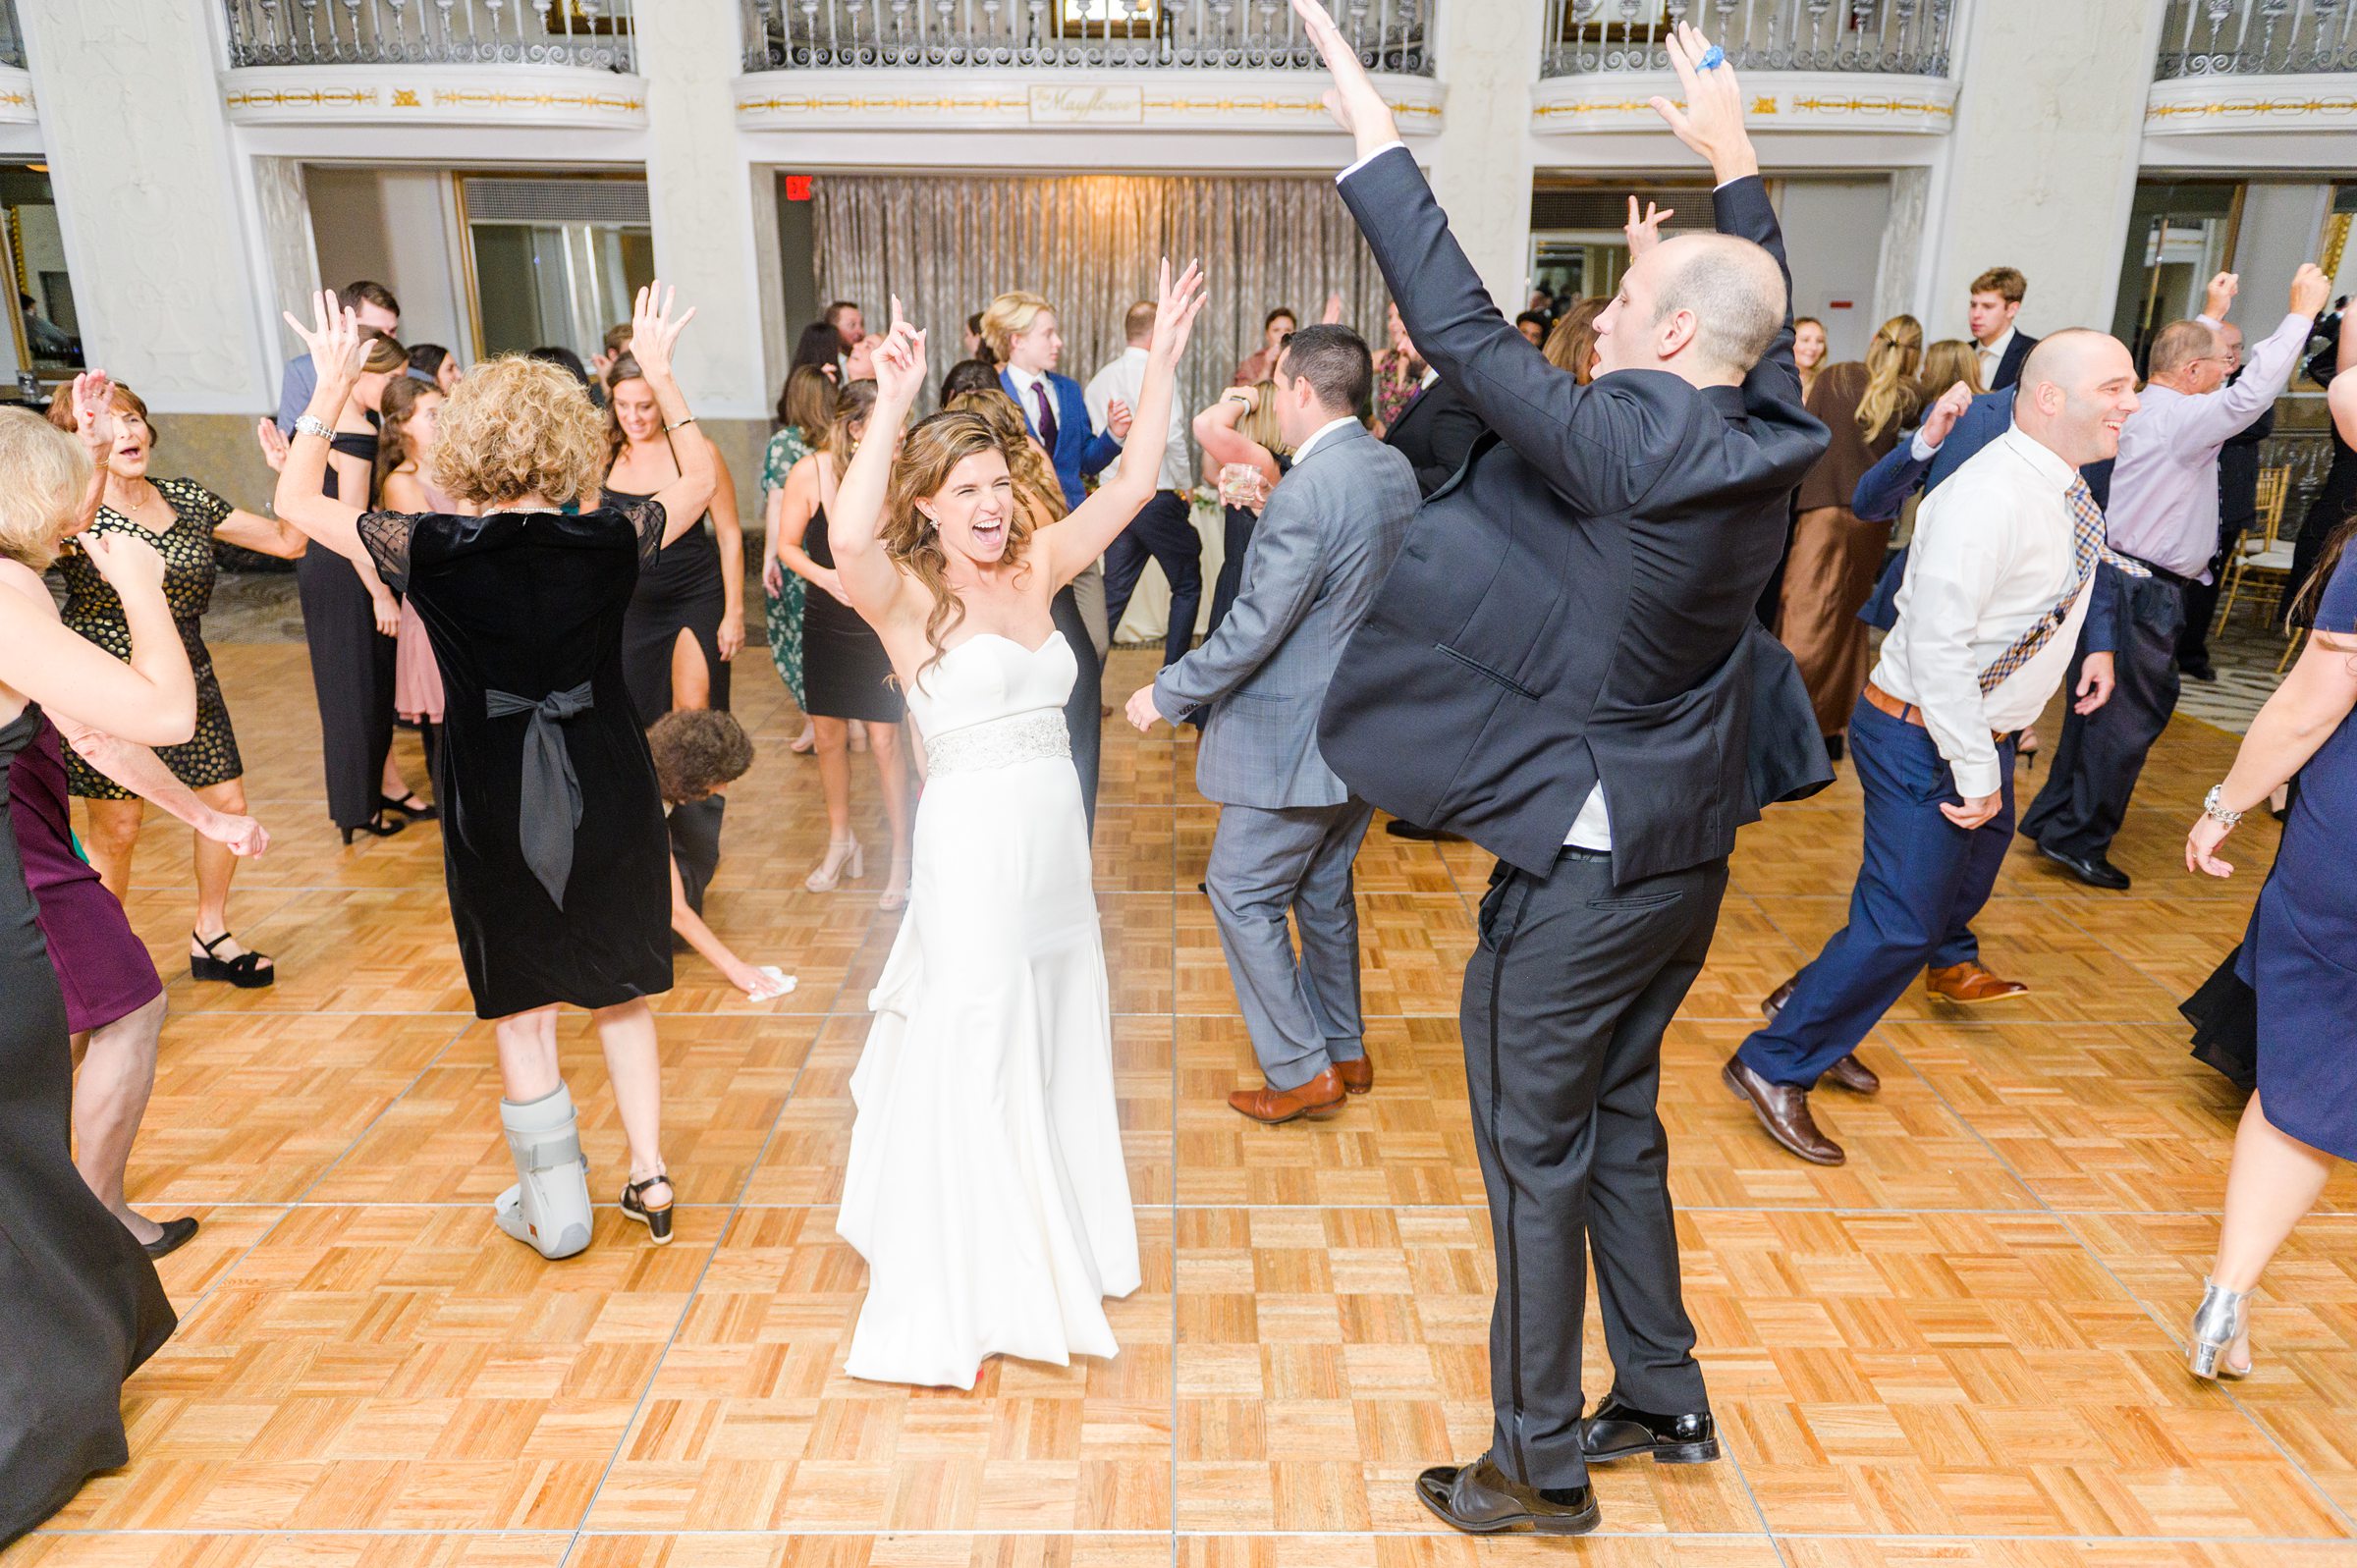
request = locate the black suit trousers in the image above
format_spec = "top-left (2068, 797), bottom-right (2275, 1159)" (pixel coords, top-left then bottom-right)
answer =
top-left (1101, 490), bottom-right (1203, 669)
top-left (2021, 573), bottom-right (2184, 860)
top-left (1051, 584), bottom-right (1101, 836)
top-left (1460, 848), bottom-right (1719, 1488)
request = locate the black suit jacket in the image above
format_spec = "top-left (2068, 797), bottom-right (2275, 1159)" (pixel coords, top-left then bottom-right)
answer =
top-left (1991, 330), bottom-right (2037, 392)
top-left (1382, 372), bottom-right (1486, 497)
top-left (1319, 149), bottom-right (1833, 881)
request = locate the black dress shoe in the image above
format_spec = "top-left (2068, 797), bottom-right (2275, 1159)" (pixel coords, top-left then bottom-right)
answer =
top-left (1385, 820), bottom-right (1451, 841)
top-left (140, 1216), bottom-right (200, 1260)
top-left (1581, 1392), bottom-right (1721, 1465)
top-left (1414, 1454), bottom-right (1599, 1537)
top-left (2036, 842), bottom-right (2131, 891)
top-left (2180, 658), bottom-right (2218, 683)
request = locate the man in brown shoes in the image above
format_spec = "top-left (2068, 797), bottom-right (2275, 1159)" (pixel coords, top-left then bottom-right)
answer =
top-left (1727, 331), bottom-right (2143, 1165)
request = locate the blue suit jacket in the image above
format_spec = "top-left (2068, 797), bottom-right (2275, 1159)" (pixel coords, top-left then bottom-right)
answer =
top-left (1003, 367), bottom-right (1123, 513)
top-left (1850, 386), bottom-right (2118, 653)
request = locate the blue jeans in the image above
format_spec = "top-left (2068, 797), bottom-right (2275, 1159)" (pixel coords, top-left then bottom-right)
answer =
top-left (1736, 697), bottom-right (2015, 1089)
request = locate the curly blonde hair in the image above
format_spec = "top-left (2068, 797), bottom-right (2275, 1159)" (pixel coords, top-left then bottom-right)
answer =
top-left (0, 407), bottom-right (92, 570)
top-left (428, 354), bottom-right (605, 508)
top-left (884, 410), bottom-right (1036, 683)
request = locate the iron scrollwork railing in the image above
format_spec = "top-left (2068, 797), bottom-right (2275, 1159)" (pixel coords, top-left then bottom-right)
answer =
top-left (2157, 0), bottom-right (2357, 78)
top-left (1541, 0), bottom-right (1953, 77)
top-left (222, 0), bottom-right (637, 70)
top-left (740, 0), bottom-right (1432, 75)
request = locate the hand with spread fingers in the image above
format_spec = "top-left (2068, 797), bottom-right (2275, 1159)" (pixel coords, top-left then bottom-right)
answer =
top-left (1288, 0), bottom-right (1399, 157)
top-left (1648, 22), bottom-right (1758, 183)
top-left (1624, 197), bottom-right (1676, 259)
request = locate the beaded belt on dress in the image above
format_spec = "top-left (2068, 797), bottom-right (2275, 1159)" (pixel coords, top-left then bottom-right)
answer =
top-left (924, 710), bottom-right (1069, 775)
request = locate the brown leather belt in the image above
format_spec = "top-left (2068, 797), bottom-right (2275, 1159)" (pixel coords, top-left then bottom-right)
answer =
top-left (1862, 681), bottom-right (2006, 743)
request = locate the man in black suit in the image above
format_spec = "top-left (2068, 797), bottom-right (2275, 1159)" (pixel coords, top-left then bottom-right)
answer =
top-left (1379, 324), bottom-right (1485, 497)
top-left (1295, 3), bottom-right (1829, 1538)
top-left (1968, 266), bottom-right (2038, 392)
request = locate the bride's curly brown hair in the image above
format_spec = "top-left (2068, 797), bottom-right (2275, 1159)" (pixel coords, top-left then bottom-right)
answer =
top-left (882, 409), bottom-right (1038, 682)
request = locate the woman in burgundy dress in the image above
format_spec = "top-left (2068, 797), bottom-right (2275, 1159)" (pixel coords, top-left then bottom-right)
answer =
top-left (4, 375), bottom-right (265, 1259)
top-left (0, 404), bottom-right (184, 1548)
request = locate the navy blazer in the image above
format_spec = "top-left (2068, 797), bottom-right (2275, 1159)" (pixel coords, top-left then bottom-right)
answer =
top-left (1319, 149), bottom-right (1833, 882)
top-left (1002, 367), bottom-right (1123, 512)
top-left (1382, 373), bottom-right (1486, 498)
top-left (1851, 385), bottom-right (2118, 651)
top-left (1991, 331), bottom-right (2038, 392)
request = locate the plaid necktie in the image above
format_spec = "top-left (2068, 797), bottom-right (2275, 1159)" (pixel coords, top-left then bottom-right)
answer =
top-left (1977, 475), bottom-right (2150, 695)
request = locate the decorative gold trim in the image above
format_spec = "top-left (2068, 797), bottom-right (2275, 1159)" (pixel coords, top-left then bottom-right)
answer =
top-left (2324, 212), bottom-right (2352, 279)
top-left (1788, 94), bottom-right (1952, 117)
top-left (736, 91), bottom-right (1435, 120)
top-left (0, 91), bottom-right (32, 111)
top-left (433, 87), bottom-right (644, 114)
top-left (2148, 95), bottom-right (2357, 121)
top-left (1534, 97), bottom-right (1662, 120)
top-left (226, 87), bottom-right (379, 109)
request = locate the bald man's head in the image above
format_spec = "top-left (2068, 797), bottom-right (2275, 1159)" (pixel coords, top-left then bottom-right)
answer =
top-left (2012, 328), bottom-right (2140, 467)
top-left (1592, 231), bottom-right (1787, 386)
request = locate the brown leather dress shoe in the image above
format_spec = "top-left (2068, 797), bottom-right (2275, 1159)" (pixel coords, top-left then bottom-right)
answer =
top-left (1722, 1054), bottom-right (1845, 1165)
top-left (1335, 1056), bottom-right (1372, 1095)
top-left (1925, 960), bottom-right (2030, 1004)
top-left (1822, 1053), bottom-right (1880, 1095)
top-left (1414, 1453), bottom-right (1599, 1536)
top-left (1759, 980), bottom-right (1876, 1094)
top-left (1231, 1066), bottom-right (1346, 1125)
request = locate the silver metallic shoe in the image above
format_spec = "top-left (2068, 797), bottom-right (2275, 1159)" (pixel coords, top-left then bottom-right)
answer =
top-left (2188, 1282), bottom-right (2253, 1380)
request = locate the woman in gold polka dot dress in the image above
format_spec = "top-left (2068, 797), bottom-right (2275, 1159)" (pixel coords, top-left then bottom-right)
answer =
top-left (53, 383), bottom-right (307, 988)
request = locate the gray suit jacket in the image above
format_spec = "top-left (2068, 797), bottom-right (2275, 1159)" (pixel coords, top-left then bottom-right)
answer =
top-left (1153, 422), bottom-right (1419, 809)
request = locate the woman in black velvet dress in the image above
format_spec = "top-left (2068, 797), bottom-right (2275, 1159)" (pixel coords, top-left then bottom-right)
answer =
top-left (275, 286), bottom-right (715, 1259)
top-left (0, 407), bottom-right (183, 1546)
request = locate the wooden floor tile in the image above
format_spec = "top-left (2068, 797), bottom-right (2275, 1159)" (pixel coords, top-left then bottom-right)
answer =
top-left (19, 632), bottom-right (2344, 1561)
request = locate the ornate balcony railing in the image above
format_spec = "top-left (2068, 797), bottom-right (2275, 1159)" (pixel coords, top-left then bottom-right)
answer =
top-left (0, 0), bottom-right (24, 72)
top-left (1541, 0), bottom-right (1953, 78)
top-left (740, 0), bottom-right (1431, 75)
top-left (222, 0), bottom-right (637, 71)
top-left (2156, 0), bottom-right (2357, 78)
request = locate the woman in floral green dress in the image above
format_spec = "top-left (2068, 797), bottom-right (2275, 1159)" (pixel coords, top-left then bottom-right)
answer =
top-left (760, 365), bottom-right (833, 751)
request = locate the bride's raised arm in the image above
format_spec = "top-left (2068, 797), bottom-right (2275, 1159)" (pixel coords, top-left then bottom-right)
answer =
top-left (1044, 259), bottom-right (1207, 588)
top-left (826, 298), bottom-right (926, 629)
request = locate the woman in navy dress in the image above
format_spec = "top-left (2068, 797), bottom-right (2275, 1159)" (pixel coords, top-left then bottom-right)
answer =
top-left (2182, 392), bottom-right (2357, 1382)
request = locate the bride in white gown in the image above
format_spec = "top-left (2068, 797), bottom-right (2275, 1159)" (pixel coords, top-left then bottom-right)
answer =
top-left (826, 263), bottom-right (1208, 1387)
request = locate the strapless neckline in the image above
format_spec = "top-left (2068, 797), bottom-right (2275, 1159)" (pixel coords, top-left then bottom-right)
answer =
top-left (940, 629), bottom-right (1068, 661)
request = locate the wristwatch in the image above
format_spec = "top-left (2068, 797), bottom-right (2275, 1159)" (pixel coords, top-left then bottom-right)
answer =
top-left (2202, 784), bottom-right (2245, 828)
top-left (294, 414), bottom-right (334, 442)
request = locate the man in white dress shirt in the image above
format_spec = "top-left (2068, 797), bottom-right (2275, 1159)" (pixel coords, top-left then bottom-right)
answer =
top-left (1725, 331), bottom-right (2142, 1165)
top-left (1087, 300), bottom-right (1203, 669)
top-left (2019, 264), bottom-right (2325, 890)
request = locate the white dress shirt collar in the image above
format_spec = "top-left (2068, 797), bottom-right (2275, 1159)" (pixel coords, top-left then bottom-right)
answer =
top-left (1289, 415), bottom-right (1361, 466)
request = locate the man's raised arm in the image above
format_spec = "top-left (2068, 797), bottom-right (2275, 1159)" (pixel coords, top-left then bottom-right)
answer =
top-left (1293, 3), bottom-right (1776, 512)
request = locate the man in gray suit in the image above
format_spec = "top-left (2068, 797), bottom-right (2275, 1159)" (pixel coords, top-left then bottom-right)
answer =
top-left (1124, 325), bottom-right (1420, 1124)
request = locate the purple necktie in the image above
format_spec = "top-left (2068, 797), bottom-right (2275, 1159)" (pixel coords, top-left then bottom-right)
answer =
top-left (1032, 379), bottom-right (1059, 448)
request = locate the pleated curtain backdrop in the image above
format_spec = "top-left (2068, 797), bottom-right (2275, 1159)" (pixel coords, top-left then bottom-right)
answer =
top-left (810, 172), bottom-right (1398, 442)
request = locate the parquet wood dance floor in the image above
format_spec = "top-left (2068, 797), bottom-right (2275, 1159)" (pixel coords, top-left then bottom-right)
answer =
top-left (10, 635), bottom-right (2356, 1568)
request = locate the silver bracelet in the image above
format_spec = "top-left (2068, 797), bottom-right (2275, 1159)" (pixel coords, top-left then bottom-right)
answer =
top-left (2203, 784), bottom-right (2245, 828)
top-left (294, 414), bottom-right (334, 442)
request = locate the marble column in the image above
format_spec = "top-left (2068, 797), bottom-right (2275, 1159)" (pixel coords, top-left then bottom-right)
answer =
top-left (634, 2), bottom-right (769, 421)
top-left (17, 0), bottom-right (275, 411)
top-left (1916, 0), bottom-right (2163, 342)
top-left (1428, 0), bottom-right (1543, 312)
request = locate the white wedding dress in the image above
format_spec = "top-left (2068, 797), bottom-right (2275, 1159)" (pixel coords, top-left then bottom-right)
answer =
top-left (838, 629), bottom-right (1140, 1386)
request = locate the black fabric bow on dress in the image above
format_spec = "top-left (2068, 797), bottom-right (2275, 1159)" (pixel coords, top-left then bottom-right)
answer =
top-left (485, 681), bottom-right (594, 908)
